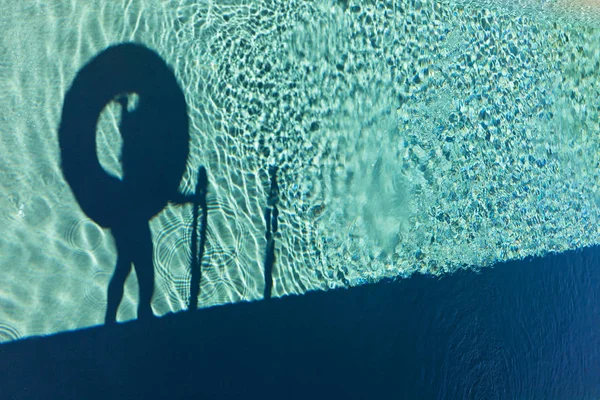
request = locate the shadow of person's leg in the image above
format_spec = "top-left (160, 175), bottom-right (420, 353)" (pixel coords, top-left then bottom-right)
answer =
top-left (133, 221), bottom-right (155, 321)
top-left (105, 232), bottom-right (132, 324)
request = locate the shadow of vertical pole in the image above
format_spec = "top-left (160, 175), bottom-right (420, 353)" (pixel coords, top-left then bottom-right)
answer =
top-left (189, 166), bottom-right (208, 311)
top-left (263, 165), bottom-right (279, 300)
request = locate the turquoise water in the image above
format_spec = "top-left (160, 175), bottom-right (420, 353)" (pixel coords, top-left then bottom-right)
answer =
top-left (0, 0), bottom-right (599, 341)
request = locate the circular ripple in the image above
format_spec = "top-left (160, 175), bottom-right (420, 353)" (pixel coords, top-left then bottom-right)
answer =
top-left (156, 266), bottom-right (190, 313)
top-left (0, 323), bottom-right (21, 343)
top-left (69, 249), bottom-right (95, 270)
top-left (34, 161), bottom-right (63, 189)
top-left (22, 195), bottom-right (53, 228)
top-left (63, 217), bottom-right (104, 252)
top-left (199, 276), bottom-right (237, 307)
top-left (116, 300), bottom-right (137, 323)
top-left (154, 213), bottom-right (193, 272)
top-left (201, 192), bottom-right (259, 302)
top-left (198, 225), bottom-right (255, 306)
top-left (208, 277), bottom-right (244, 306)
top-left (154, 204), bottom-right (198, 310)
top-left (197, 237), bottom-right (226, 306)
top-left (83, 270), bottom-right (110, 310)
top-left (220, 248), bottom-right (250, 301)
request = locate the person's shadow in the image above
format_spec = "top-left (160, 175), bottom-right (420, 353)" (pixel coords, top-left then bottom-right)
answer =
top-left (58, 43), bottom-right (199, 324)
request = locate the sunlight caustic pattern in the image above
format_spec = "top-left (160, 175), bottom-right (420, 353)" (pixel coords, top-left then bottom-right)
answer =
top-left (0, 0), bottom-right (599, 341)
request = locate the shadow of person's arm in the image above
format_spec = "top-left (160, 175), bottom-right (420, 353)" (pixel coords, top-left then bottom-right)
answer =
top-left (169, 193), bottom-right (197, 205)
top-left (169, 166), bottom-right (208, 206)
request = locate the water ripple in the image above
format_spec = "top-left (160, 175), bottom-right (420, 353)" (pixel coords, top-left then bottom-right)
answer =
top-left (83, 270), bottom-right (110, 311)
top-left (63, 216), bottom-right (104, 252)
top-left (0, 323), bottom-right (21, 343)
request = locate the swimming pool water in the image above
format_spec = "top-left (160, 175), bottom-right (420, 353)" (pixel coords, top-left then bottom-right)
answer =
top-left (0, 0), bottom-right (599, 340)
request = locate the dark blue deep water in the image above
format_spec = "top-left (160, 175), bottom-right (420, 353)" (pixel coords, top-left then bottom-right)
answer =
top-left (2, 246), bottom-right (599, 399)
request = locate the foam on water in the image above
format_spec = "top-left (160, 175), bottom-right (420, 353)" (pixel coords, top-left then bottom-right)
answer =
top-left (0, 0), bottom-right (599, 341)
